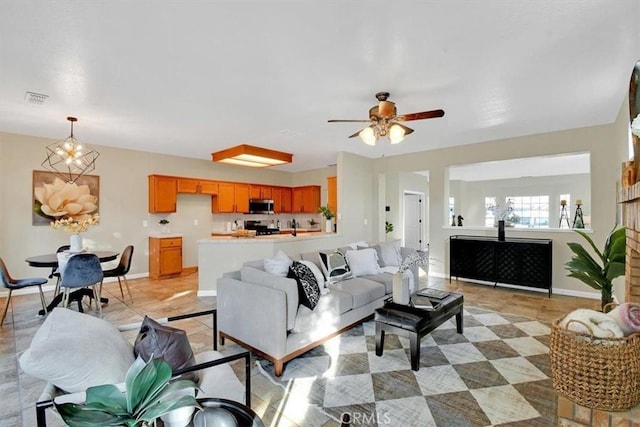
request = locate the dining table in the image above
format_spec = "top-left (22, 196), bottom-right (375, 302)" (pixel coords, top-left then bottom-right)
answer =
top-left (25, 250), bottom-right (119, 315)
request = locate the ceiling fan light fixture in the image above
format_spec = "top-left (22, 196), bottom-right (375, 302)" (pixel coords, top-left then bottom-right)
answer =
top-left (212, 144), bottom-right (293, 168)
top-left (389, 124), bottom-right (406, 144)
top-left (359, 127), bottom-right (378, 146)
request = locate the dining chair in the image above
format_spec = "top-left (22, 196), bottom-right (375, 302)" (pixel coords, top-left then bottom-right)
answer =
top-left (102, 245), bottom-right (134, 302)
top-left (0, 257), bottom-right (49, 326)
top-left (59, 254), bottom-right (104, 317)
top-left (50, 245), bottom-right (70, 297)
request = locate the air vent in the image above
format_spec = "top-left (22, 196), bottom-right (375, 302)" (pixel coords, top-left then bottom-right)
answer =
top-left (24, 91), bottom-right (48, 104)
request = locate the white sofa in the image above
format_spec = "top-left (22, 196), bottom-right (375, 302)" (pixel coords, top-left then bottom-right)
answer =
top-left (217, 241), bottom-right (424, 376)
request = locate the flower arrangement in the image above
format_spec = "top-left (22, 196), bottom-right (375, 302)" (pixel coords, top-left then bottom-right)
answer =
top-left (398, 250), bottom-right (428, 274)
top-left (489, 199), bottom-right (514, 224)
top-left (50, 213), bottom-right (100, 233)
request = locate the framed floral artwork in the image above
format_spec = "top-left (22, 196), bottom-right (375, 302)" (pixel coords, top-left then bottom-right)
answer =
top-left (32, 170), bottom-right (100, 226)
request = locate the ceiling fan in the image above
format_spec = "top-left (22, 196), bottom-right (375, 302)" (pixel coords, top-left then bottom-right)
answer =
top-left (328, 91), bottom-right (444, 145)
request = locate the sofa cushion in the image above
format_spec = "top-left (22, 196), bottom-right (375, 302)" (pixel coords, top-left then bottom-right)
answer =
top-left (345, 248), bottom-right (380, 277)
top-left (360, 271), bottom-right (394, 293)
top-left (292, 289), bottom-right (353, 334)
top-left (241, 266), bottom-right (298, 331)
top-left (331, 277), bottom-right (386, 309)
top-left (373, 240), bottom-right (402, 267)
top-left (288, 261), bottom-right (321, 310)
top-left (264, 250), bottom-right (293, 277)
top-left (299, 259), bottom-right (328, 293)
top-left (299, 249), bottom-right (331, 274)
top-left (19, 308), bottom-right (134, 393)
top-left (319, 250), bottom-right (352, 284)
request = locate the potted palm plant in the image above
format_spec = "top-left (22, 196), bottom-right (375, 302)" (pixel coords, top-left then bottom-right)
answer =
top-left (565, 226), bottom-right (626, 311)
top-left (318, 206), bottom-right (335, 233)
top-left (55, 356), bottom-right (199, 427)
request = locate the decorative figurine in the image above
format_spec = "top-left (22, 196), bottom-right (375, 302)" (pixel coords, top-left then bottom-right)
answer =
top-left (457, 215), bottom-right (464, 227)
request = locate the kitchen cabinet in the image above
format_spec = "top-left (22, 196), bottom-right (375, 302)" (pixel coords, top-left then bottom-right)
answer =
top-left (249, 185), bottom-right (272, 200)
top-left (177, 178), bottom-right (218, 195)
top-left (212, 182), bottom-right (250, 213)
top-left (149, 236), bottom-right (182, 279)
top-left (281, 187), bottom-right (292, 213)
top-left (273, 186), bottom-right (292, 213)
top-left (327, 176), bottom-right (337, 214)
top-left (292, 185), bottom-right (321, 213)
top-left (148, 175), bottom-right (177, 213)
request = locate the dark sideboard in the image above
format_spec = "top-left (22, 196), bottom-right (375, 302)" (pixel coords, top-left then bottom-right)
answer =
top-left (449, 235), bottom-right (553, 297)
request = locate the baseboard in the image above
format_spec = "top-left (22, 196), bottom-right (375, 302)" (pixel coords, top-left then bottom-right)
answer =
top-left (428, 272), bottom-right (600, 300)
top-left (197, 290), bottom-right (217, 297)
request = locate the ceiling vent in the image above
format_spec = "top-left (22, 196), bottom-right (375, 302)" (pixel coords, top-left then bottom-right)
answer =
top-left (24, 91), bottom-right (48, 104)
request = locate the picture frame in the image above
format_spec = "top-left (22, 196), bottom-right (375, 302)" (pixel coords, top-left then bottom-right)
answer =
top-left (32, 170), bottom-right (100, 226)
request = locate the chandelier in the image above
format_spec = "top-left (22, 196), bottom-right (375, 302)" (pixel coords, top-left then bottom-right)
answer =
top-left (357, 121), bottom-right (411, 146)
top-left (42, 117), bottom-right (100, 183)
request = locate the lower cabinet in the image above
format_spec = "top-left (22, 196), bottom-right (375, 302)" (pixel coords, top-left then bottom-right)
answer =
top-left (449, 235), bottom-right (553, 296)
top-left (149, 236), bottom-right (182, 279)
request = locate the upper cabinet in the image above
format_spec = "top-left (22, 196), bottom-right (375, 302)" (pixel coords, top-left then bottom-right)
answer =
top-left (327, 176), bottom-right (337, 214)
top-left (292, 185), bottom-right (321, 213)
top-left (272, 186), bottom-right (292, 213)
top-left (177, 178), bottom-right (218, 195)
top-left (149, 175), bottom-right (177, 213)
top-left (212, 182), bottom-right (250, 213)
top-left (249, 185), bottom-right (273, 200)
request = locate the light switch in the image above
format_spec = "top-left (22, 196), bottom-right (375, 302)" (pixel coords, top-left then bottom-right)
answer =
top-left (142, 220), bottom-right (148, 227)
top-left (364, 219), bottom-right (368, 225)
top-left (193, 219), bottom-right (199, 226)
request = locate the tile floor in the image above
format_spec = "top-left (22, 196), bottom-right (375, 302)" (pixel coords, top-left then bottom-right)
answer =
top-left (0, 272), bottom-right (600, 427)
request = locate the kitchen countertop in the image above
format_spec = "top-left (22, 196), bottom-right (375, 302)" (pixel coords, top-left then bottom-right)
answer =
top-left (201, 231), bottom-right (335, 244)
top-left (148, 233), bottom-right (184, 238)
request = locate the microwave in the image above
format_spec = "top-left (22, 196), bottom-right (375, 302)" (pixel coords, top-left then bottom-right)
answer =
top-left (248, 199), bottom-right (274, 214)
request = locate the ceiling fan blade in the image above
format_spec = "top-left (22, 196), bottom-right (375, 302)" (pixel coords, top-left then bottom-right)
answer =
top-left (328, 119), bottom-right (373, 123)
top-left (397, 109), bottom-right (445, 121)
top-left (348, 129), bottom-right (365, 138)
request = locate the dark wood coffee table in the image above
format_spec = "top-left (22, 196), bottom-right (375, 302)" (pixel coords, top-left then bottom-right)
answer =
top-left (374, 291), bottom-right (464, 371)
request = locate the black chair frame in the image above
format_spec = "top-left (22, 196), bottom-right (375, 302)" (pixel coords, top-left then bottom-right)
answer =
top-left (35, 309), bottom-right (251, 427)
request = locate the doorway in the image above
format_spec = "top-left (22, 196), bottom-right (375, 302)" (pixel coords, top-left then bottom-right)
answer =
top-left (403, 192), bottom-right (424, 250)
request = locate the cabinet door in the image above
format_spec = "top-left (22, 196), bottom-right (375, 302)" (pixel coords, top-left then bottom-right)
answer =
top-left (234, 183), bottom-right (250, 213)
top-left (450, 238), bottom-right (495, 282)
top-left (496, 242), bottom-right (551, 289)
top-left (160, 247), bottom-right (182, 275)
top-left (281, 187), bottom-right (292, 213)
top-left (148, 175), bottom-right (177, 213)
top-left (249, 185), bottom-right (262, 199)
top-left (327, 176), bottom-right (337, 214)
top-left (302, 186), bottom-right (321, 213)
top-left (198, 180), bottom-right (218, 195)
top-left (215, 182), bottom-right (236, 213)
top-left (261, 186), bottom-right (272, 199)
top-left (177, 178), bottom-right (199, 194)
top-left (272, 187), bottom-right (282, 213)
top-left (292, 187), bottom-right (304, 213)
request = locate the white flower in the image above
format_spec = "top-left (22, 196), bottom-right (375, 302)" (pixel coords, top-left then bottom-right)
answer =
top-left (35, 177), bottom-right (98, 220)
top-left (398, 251), bottom-right (428, 274)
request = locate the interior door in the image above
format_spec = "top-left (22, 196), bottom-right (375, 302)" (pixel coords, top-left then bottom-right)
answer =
top-left (403, 192), bottom-right (423, 250)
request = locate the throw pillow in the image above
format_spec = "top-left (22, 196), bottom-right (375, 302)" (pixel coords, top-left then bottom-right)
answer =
top-left (318, 250), bottom-right (352, 284)
top-left (299, 259), bottom-right (328, 294)
top-left (345, 248), bottom-right (380, 277)
top-left (288, 261), bottom-right (321, 310)
top-left (134, 316), bottom-right (199, 382)
top-left (374, 239), bottom-right (403, 267)
top-left (19, 308), bottom-right (134, 393)
top-left (264, 250), bottom-right (293, 277)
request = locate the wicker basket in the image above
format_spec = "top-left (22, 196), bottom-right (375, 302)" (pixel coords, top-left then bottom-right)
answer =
top-left (549, 314), bottom-right (640, 411)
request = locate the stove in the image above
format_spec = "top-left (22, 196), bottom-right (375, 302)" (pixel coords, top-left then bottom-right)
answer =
top-left (244, 221), bottom-right (279, 236)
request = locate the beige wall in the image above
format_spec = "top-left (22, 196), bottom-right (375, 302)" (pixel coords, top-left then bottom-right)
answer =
top-left (0, 131), bottom-right (329, 284)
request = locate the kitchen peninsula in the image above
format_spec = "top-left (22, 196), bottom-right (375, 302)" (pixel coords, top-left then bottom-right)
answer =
top-left (197, 232), bottom-right (347, 295)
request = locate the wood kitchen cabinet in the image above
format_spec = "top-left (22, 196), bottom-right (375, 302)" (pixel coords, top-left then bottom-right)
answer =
top-left (149, 236), bottom-right (182, 279)
top-left (148, 175), bottom-right (178, 213)
top-left (327, 176), bottom-right (337, 214)
top-left (212, 182), bottom-right (250, 213)
top-left (292, 185), bottom-right (321, 213)
top-left (249, 185), bottom-right (272, 200)
top-left (177, 178), bottom-right (218, 195)
top-left (272, 186), bottom-right (292, 213)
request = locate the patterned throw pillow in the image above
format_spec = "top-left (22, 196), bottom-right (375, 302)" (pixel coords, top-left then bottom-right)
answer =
top-left (288, 261), bottom-right (321, 310)
top-left (318, 251), bottom-right (352, 284)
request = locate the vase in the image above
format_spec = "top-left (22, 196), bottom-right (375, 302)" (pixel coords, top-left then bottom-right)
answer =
top-left (69, 233), bottom-right (83, 252)
top-left (325, 219), bottom-right (332, 233)
top-left (498, 220), bottom-right (505, 241)
top-left (392, 272), bottom-right (410, 305)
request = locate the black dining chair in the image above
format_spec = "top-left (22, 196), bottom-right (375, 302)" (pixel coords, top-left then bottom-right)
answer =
top-left (0, 257), bottom-right (49, 326)
top-left (59, 253), bottom-right (104, 316)
top-left (50, 245), bottom-right (70, 297)
top-left (102, 245), bottom-right (134, 302)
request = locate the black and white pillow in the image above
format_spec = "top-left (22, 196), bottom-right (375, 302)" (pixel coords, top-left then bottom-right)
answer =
top-left (318, 251), bottom-right (352, 284)
top-left (288, 261), bottom-right (321, 310)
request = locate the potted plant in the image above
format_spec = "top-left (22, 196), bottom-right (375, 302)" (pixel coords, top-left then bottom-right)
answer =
top-left (159, 218), bottom-right (170, 234)
top-left (55, 356), bottom-right (199, 427)
top-left (318, 206), bottom-right (335, 233)
top-left (565, 226), bottom-right (626, 311)
top-left (308, 218), bottom-right (319, 229)
top-left (385, 221), bottom-right (394, 234)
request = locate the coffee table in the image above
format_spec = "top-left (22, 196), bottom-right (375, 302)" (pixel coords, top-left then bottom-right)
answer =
top-left (374, 291), bottom-right (464, 371)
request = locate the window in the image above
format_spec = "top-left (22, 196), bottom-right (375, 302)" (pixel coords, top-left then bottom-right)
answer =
top-left (449, 197), bottom-right (455, 225)
top-left (485, 197), bottom-right (496, 227)
top-left (506, 196), bottom-right (549, 228)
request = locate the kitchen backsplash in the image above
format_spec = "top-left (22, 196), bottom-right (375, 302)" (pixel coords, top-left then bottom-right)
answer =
top-left (211, 213), bottom-right (323, 233)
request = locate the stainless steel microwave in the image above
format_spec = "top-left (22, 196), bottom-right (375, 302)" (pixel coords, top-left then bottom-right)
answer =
top-left (248, 199), bottom-right (274, 214)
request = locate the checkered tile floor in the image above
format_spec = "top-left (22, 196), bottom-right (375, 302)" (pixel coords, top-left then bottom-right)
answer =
top-left (257, 306), bottom-right (555, 426)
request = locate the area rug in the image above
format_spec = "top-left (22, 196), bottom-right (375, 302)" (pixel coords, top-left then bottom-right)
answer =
top-left (257, 306), bottom-right (555, 427)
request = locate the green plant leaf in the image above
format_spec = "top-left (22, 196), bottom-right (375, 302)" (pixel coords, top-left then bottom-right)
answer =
top-left (125, 356), bottom-right (149, 412)
top-left (138, 394), bottom-right (199, 422)
top-left (129, 358), bottom-right (172, 414)
top-left (573, 230), bottom-right (605, 263)
top-left (55, 403), bottom-right (127, 427)
top-left (85, 384), bottom-right (127, 414)
top-left (135, 377), bottom-right (196, 414)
